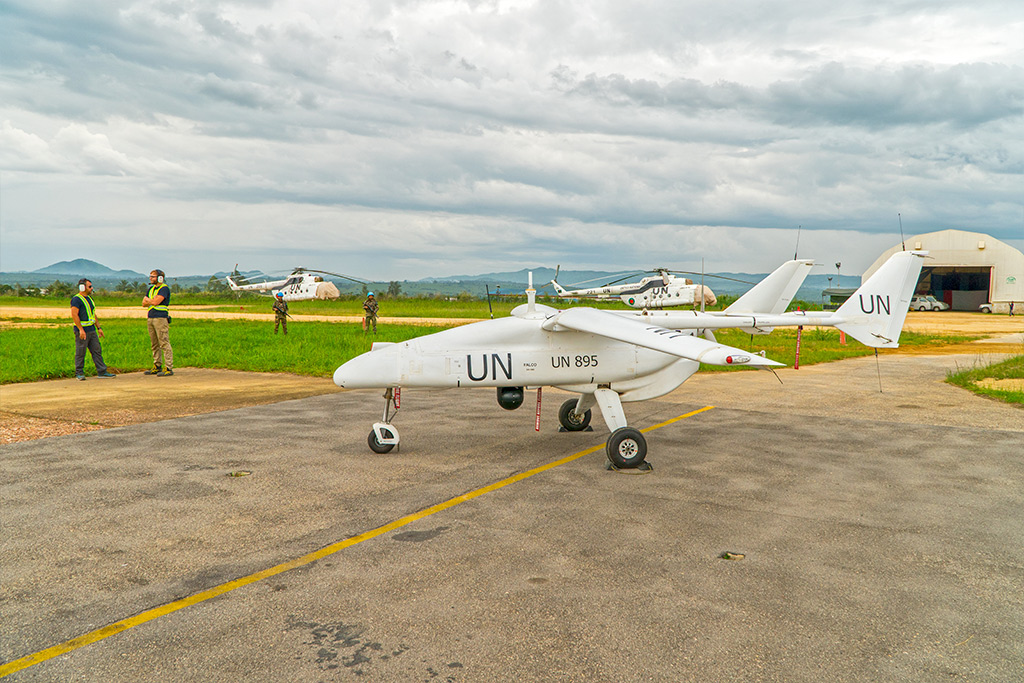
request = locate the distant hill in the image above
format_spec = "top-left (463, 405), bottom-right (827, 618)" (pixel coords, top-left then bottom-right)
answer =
top-left (1, 259), bottom-right (205, 289)
top-left (31, 259), bottom-right (148, 279)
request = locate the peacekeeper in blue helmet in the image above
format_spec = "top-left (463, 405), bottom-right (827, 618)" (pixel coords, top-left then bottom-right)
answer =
top-left (272, 291), bottom-right (289, 335)
top-left (70, 278), bottom-right (116, 380)
top-left (362, 291), bottom-right (379, 334)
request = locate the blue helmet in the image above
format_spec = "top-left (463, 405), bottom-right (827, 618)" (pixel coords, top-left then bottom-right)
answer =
top-left (275, 291), bottom-right (284, 297)
top-left (367, 292), bottom-right (374, 296)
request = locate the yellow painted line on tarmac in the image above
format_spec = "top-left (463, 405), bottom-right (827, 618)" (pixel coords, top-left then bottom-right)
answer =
top-left (641, 405), bottom-right (715, 433)
top-left (0, 405), bottom-right (714, 678)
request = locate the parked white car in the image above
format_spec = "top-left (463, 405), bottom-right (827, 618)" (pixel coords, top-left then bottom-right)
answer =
top-left (979, 303), bottom-right (993, 313)
top-left (910, 294), bottom-right (949, 311)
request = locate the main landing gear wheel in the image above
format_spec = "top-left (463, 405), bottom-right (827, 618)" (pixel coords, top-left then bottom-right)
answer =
top-left (368, 427), bottom-right (396, 454)
top-left (558, 399), bottom-right (592, 431)
top-left (606, 427), bottom-right (647, 468)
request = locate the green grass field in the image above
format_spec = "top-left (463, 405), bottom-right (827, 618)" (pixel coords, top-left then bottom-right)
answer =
top-left (0, 313), bottom-right (977, 385)
top-left (0, 319), bottom-right (448, 383)
top-left (945, 354), bottom-right (1024, 405)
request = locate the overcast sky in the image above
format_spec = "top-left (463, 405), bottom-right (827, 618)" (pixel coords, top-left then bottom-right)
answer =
top-left (1, 0), bottom-right (1022, 280)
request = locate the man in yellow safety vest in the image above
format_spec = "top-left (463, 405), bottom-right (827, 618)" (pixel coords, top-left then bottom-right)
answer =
top-left (70, 278), bottom-right (116, 380)
top-left (142, 269), bottom-right (174, 376)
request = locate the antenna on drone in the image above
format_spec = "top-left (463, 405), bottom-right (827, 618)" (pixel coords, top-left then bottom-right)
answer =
top-left (898, 213), bottom-right (906, 252)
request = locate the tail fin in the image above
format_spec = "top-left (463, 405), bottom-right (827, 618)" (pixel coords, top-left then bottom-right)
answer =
top-left (834, 251), bottom-right (926, 348)
top-left (550, 279), bottom-right (569, 296)
top-left (725, 259), bottom-right (815, 315)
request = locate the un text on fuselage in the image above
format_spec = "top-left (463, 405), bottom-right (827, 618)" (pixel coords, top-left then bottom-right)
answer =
top-left (467, 353), bottom-right (514, 382)
top-left (464, 352), bottom-right (602, 381)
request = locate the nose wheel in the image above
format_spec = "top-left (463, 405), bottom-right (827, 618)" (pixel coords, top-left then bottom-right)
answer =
top-left (367, 388), bottom-right (401, 454)
top-left (368, 424), bottom-right (399, 453)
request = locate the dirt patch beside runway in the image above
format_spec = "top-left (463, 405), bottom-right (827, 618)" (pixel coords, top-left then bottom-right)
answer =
top-left (0, 369), bottom-right (343, 444)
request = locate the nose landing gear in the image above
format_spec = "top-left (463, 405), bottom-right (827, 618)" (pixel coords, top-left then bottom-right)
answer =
top-left (368, 387), bottom-right (401, 454)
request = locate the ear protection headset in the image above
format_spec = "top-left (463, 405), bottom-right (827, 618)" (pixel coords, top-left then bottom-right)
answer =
top-left (78, 278), bottom-right (89, 292)
top-left (154, 269), bottom-right (165, 284)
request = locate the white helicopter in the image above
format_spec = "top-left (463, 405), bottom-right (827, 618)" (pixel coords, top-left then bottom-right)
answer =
top-left (550, 266), bottom-right (728, 309)
top-left (334, 251), bottom-right (925, 469)
top-left (225, 266), bottom-right (365, 302)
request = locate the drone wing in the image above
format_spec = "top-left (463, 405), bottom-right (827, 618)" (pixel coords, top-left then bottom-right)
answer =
top-left (542, 308), bottom-right (783, 368)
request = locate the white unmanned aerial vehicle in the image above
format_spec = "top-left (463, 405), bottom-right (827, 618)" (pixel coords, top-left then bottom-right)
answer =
top-left (550, 267), bottom-right (723, 309)
top-left (335, 251), bottom-right (925, 468)
top-left (225, 266), bottom-right (364, 302)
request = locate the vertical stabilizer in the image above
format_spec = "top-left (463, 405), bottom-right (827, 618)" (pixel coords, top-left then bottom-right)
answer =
top-left (834, 251), bottom-right (926, 348)
top-left (725, 260), bottom-right (815, 315)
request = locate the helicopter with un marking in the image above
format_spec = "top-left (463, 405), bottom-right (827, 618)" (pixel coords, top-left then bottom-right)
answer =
top-left (334, 251), bottom-right (926, 470)
top-left (225, 266), bottom-right (366, 302)
top-left (549, 266), bottom-right (754, 309)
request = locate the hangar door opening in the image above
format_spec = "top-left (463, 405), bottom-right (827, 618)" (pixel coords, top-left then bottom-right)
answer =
top-left (919, 266), bottom-right (992, 311)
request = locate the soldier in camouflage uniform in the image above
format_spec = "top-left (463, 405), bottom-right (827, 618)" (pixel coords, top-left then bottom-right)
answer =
top-left (362, 292), bottom-right (379, 334)
top-left (273, 292), bottom-right (289, 335)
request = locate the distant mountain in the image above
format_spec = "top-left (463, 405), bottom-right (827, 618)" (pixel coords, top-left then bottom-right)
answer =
top-left (32, 259), bottom-right (148, 279)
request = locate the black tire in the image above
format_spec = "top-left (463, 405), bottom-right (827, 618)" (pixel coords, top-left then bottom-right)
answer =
top-left (606, 427), bottom-right (647, 468)
top-left (558, 399), bottom-right (592, 431)
top-left (368, 428), bottom-right (396, 454)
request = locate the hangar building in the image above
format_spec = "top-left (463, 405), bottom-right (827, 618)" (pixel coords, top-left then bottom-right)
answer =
top-left (863, 229), bottom-right (1024, 313)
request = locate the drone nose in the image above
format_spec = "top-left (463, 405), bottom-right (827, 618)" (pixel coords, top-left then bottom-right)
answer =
top-left (334, 344), bottom-right (400, 388)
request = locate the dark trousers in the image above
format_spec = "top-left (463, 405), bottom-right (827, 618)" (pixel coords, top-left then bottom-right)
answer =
top-left (275, 315), bottom-right (287, 334)
top-left (74, 328), bottom-right (108, 375)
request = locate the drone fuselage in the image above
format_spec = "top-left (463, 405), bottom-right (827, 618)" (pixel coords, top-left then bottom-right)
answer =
top-left (334, 313), bottom-right (699, 401)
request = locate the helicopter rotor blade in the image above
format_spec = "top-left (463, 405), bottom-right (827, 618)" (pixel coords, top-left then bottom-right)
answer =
top-left (296, 268), bottom-right (370, 285)
top-left (563, 271), bottom-right (643, 288)
top-left (659, 269), bottom-right (755, 285)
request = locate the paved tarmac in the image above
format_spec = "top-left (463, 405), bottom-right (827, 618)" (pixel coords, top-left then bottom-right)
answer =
top-left (1, 352), bottom-right (1022, 682)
